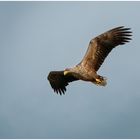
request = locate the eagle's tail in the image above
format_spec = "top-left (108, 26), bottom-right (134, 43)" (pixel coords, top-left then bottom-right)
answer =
top-left (99, 77), bottom-right (107, 86)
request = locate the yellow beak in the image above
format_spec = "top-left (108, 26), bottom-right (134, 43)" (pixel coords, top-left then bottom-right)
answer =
top-left (64, 70), bottom-right (69, 76)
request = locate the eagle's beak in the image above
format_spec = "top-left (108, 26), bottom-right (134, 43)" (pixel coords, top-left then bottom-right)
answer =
top-left (64, 70), bottom-right (69, 76)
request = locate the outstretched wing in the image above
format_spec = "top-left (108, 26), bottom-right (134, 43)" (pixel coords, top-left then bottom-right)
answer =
top-left (47, 71), bottom-right (79, 95)
top-left (80, 26), bottom-right (132, 71)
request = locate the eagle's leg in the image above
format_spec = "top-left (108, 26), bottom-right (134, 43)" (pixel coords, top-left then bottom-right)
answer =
top-left (96, 78), bottom-right (102, 83)
top-left (95, 75), bottom-right (107, 86)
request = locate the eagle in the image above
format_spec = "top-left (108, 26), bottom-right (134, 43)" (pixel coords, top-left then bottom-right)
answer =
top-left (47, 26), bottom-right (132, 95)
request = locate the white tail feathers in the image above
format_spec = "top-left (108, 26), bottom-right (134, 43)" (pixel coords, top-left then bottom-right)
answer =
top-left (100, 77), bottom-right (107, 86)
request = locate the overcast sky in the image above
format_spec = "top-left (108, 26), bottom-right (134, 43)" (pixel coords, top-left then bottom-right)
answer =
top-left (0, 1), bottom-right (140, 139)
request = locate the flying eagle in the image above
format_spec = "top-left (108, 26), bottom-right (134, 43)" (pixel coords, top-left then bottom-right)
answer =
top-left (48, 26), bottom-right (132, 95)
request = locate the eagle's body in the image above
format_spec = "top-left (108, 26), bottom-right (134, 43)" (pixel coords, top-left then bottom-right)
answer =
top-left (48, 26), bottom-right (132, 95)
top-left (64, 64), bottom-right (106, 86)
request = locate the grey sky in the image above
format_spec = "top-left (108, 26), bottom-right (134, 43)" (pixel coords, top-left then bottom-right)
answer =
top-left (0, 1), bottom-right (140, 139)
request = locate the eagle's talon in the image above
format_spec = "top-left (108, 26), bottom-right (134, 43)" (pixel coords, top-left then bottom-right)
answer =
top-left (96, 78), bottom-right (102, 83)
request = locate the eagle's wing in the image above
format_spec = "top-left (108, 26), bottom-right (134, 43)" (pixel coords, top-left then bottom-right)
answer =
top-left (80, 26), bottom-right (132, 71)
top-left (47, 71), bottom-right (79, 95)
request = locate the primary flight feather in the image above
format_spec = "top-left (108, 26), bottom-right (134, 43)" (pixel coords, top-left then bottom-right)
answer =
top-left (48, 26), bottom-right (132, 95)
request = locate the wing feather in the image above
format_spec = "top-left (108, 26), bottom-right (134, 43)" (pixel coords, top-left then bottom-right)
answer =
top-left (80, 26), bottom-right (132, 71)
top-left (47, 71), bottom-right (78, 95)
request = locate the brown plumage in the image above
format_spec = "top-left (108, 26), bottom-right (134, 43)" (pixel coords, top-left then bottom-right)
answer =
top-left (48, 71), bottom-right (78, 95)
top-left (48, 26), bottom-right (132, 95)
